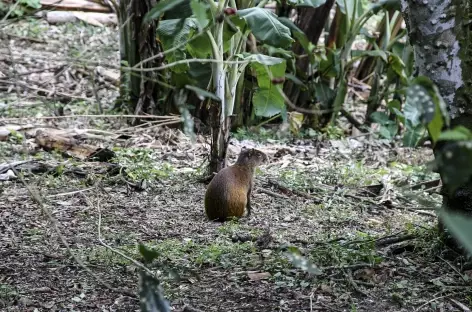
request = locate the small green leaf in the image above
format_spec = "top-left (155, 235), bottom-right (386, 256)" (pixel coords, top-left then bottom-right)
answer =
top-left (139, 244), bottom-right (159, 263)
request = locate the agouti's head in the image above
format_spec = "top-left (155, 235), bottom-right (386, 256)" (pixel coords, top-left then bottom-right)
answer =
top-left (236, 147), bottom-right (268, 168)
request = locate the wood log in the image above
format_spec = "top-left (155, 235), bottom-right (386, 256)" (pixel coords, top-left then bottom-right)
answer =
top-left (45, 11), bottom-right (117, 26)
top-left (40, 0), bottom-right (112, 13)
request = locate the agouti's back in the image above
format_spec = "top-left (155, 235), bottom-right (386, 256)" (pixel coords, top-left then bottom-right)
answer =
top-left (204, 148), bottom-right (268, 221)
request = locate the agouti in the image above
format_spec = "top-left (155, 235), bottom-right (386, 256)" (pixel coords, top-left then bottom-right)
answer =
top-left (204, 147), bottom-right (268, 221)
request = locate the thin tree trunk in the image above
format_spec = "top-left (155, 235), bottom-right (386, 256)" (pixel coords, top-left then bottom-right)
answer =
top-left (209, 102), bottom-right (229, 173)
top-left (401, 0), bottom-right (472, 250)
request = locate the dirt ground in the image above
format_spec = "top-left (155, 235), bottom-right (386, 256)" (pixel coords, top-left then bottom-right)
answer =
top-left (0, 19), bottom-right (471, 312)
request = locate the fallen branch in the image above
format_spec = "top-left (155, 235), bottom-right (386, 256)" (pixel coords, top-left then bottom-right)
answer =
top-left (267, 179), bottom-right (322, 204)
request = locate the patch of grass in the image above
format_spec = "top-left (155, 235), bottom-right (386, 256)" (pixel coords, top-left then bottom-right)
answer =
top-left (0, 283), bottom-right (18, 301)
top-left (232, 125), bottom-right (345, 143)
top-left (143, 238), bottom-right (257, 269)
top-left (216, 220), bottom-right (263, 237)
top-left (307, 232), bottom-right (383, 267)
top-left (233, 127), bottom-right (284, 143)
top-left (112, 148), bottom-right (175, 181)
top-left (85, 237), bottom-right (259, 271)
top-left (85, 245), bottom-right (138, 266)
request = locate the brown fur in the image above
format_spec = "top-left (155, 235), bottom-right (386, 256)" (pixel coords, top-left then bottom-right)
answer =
top-left (204, 148), bottom-right (268, 221)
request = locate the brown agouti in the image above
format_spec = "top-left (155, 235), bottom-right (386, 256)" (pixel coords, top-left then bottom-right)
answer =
top-left (204, 147), bottom-right (268, 221)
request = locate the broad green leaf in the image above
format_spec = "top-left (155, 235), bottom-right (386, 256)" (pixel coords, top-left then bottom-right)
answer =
top-left (172, 71), bottom-right (193, 88)
top-left (172, 62), bottom-right (212, 88)
top-left (139, 271), bottom-right (171, 312)
top-left (404, 77), bottom-right (448, 143)
top-left (319, 48), bottom-right (341, 78)
top-left (402, 122), bottom-right (425, 147)
top-left (251, 59), bottom-right (286, 89)
top-left (412, 76), bottom-right (450, 127)
top-left (185, 85), bottom-right (221, 102)
top-left (295, 0), bottom-right (327, 8)
top-left (190, 0), bottom-right (210, 30)
top-left (252, 87), bottom-right (285, 117)
top-left (157, 18), bottom-right (199, 72)
top-left (144, 0), bottom-right (187, 22)
top-left (370, 111), bottom-right (390, 125)
top-left (439, 126), bottom-right (472, 141)
top-left (371, 111), bottom-right (399, 140)
top-left (379, 123), bottom-right (398, 140)
top-left (427, 102), bottom-right (444, 144)
top-left (336, 0), bottom-right (364, 20)
top-left (313, 82), bottom-right (335, 108)
top-left (387, 53), bottom-right (407, 85)
top-left (264, 45), bottom-right (296, 60)
top-left (387, 99), bottom-right (401, 113)
top-left (237, 53), bottom-right (285, 66)
top-left (186, 31), bottom-right (212, 58)
top-left (277, 17), bottom-right (310, 58)
top-left (236, 8), bottom-right (294, 48)
top-left (440, 210), bottom-right (472, 255)
top-left (402, 43), bottom-right (415, 78)
top-left (187, 62), bottom-right (212, 88)
top-left (404, 84), bottom-right (429, 127)
top-left (369, 0), bottom-right (401, 14)
top-left (163, 0), bottom-right (193, 19)
top-left (391, 107), bottom-right (405, 124)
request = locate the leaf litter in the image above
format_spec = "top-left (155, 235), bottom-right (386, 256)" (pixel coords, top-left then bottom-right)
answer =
top-left (0, 18), bottom-right (470, 312)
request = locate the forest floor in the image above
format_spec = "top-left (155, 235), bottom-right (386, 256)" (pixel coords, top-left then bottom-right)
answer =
top-left (0, 18), bottom-right (471, 312)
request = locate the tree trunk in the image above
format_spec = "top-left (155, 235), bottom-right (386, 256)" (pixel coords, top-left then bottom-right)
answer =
top-left (401, 0), bottom-right (472, 249)
top-left (117, 0), bottom-right (162, 123)
top-left (209, 101), bottom-right (230, 174)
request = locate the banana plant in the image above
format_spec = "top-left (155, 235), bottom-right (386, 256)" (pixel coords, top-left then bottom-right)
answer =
top-left (145, 0), bottom-right (294, 173)
top-left (326, 0), bottom-right (401, 125)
